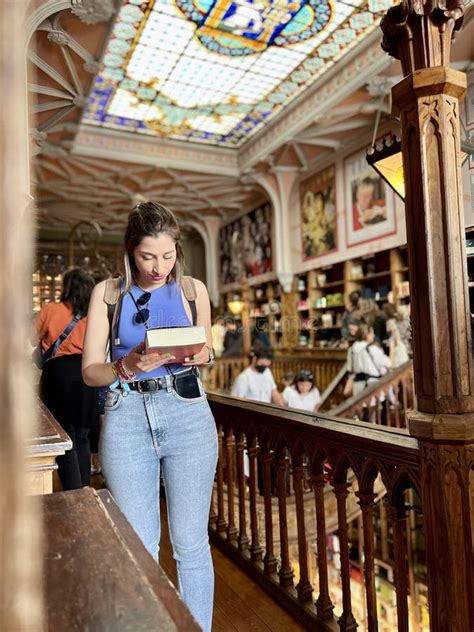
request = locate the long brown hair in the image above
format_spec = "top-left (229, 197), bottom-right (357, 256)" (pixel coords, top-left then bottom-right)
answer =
top-left (123, 201), bottom-right (184, 292)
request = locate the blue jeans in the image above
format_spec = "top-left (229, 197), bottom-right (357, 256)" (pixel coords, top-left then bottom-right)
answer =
top-left (100, 381), bottom-right (218, 632)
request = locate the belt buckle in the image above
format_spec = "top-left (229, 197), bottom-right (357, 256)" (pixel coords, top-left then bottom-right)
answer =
top-left (137, 379), bottom-right (157, 394)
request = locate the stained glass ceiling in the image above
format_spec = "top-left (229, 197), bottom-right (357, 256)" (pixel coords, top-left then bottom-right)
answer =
top-left (83, 0), bottom-right (394, 147)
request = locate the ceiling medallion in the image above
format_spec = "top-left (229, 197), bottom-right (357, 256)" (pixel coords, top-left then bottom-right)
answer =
top-left (175, 0), bottom-right (332, 55)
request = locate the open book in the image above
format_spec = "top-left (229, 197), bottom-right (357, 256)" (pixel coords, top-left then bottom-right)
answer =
top-left (144, 326), bottom-right (207, 361)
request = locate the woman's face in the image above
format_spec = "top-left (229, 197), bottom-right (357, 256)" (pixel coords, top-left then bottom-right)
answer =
top-left (297, 380), bottom-right (312, 394)
top-left (133, 234), bottom-right (176, 289)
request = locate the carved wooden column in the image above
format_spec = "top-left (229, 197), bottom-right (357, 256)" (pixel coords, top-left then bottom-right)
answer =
top-left (381, 3), bottom-right (474, 631)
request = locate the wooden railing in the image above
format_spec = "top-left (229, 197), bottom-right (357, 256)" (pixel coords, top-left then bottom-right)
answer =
top-left (207, 393), bottom-right (424, 631)
top-left (202, 354), bottom-right (345, 393)
top-left (331, 361), bottom-right (415, 429)
top-left (318, 362), bottom-right (349, 412)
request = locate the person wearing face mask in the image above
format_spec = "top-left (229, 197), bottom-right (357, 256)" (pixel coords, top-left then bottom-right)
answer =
top-left (230, 347), bottom-right (284, 405)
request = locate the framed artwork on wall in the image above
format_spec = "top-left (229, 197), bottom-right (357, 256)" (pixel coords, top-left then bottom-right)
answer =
top-left (219, 202), bottom-right (273, 285)
top-left (344, 148), bottom-right (396, 247)
top-left (300, 165), bottom-right (337, 261)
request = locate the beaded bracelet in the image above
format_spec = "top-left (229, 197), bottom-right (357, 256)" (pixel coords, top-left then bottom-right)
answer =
top-left (114, 356), bottom-right (136, 383)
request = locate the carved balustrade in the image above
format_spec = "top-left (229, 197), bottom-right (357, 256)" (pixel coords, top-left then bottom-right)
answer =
top-left (208, 393), bottom-right (423, 631)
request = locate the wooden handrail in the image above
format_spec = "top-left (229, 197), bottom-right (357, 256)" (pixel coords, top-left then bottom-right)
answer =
top-left (331, 361), bottom-right (415, 428)
top-left (207, 393), bottom-right (423, 630)
top-left (317, 362), bottom-right (348, 411)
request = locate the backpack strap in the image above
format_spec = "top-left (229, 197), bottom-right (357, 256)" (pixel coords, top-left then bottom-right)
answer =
top-left (104, 277), bottom-right (121, 305)
top-left (365, 344), bottom-right (382, 378)
top-left (43, 315), bottom-right (81, 363)
top-left (104, 278), bottom-right (122, 353)
top-left (182, 275), bottom-right (197, 326)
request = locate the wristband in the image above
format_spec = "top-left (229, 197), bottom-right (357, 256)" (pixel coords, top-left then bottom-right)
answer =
top-left (115, 355), bottom-right (136, 383)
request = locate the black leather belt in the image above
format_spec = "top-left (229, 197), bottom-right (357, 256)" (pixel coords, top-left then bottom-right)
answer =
top-left (129, 368), bottom-right (195, 393)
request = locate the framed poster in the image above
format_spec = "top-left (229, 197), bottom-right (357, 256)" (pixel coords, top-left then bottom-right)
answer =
top-left (219, 202), bottom-right (273, 285)
top-left (345, 148), bottom-right (396, 246)
top-left (300, 165), bottom-right (337, 261)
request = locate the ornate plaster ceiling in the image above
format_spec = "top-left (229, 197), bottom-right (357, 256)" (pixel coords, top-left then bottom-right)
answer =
top-left (29, 0), bottom-right (473, 233)
top-left (34, 152), bottom-right (263, 229)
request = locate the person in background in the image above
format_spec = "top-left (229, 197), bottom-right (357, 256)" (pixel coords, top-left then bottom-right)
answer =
top-left (231, 347), bottom-right (284, 405)
top-left (346, 324), bottom-right (391, 397)
top-left (222, 316), bottom-right (244, 357)
top-left (341, 291), bottom-right (361, 342)
top-left (34, 268), bottom-right (96, 490)
top-left (282, 369), bottom-right (321, 412)
top-left (231, 347), bottom-right (284, 495)
top-left (282, 371), bottom-right (296, 390)
top-left (251, 317), bottom-right (271, 353)
top-left (386, 317), bottom-right (409, 368)
top-left (211, 314), bottom-right (226, 358)
top-left (389, 302), bottom-right (412, 356)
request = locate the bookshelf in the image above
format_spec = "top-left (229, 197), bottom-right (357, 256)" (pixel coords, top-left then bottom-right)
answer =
top-left (345, 249), bottom-right (392, 306)
top-left (220, 245), bottom-right (413, 353)
top-left (248, 282), bottom-right (285, 351)
top-left (32, 270), bottom-right (62, 313)
top-left (311, 262), bottom-right (345, 348)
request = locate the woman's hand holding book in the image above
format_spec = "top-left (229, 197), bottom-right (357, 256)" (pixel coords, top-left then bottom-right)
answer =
top-left (123, 342), bottom-right (177, 374)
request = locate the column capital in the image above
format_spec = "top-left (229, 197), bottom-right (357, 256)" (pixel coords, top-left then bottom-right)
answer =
top-left (381, 0), bottom-right (465, 76)
top-left (277, 271), bottom-right (293, 293)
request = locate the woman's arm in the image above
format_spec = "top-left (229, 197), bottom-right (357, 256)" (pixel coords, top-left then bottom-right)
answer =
top-left (281, 386), bottom-right (290, 407)
top-left (82, 281), bottom-right (175, 386)
top-left (82, 281), bottom-right (119, 387)
top-left (182, 278), bottom-right (214, 366)
top-left (271, 389), bottom-right (286, 406)
top-left (371, 345), bottom-right (391, 374)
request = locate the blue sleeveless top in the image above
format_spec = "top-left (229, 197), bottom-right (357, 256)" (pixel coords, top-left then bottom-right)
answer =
top-left (112, 280), bottom-right (192, 379)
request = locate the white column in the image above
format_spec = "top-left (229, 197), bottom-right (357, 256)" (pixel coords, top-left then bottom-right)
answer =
top-left (253, 170), bottom-right (299, 292)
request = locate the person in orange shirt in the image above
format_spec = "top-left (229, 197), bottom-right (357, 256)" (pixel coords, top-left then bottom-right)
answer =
top-left (35, 268), bottom-right (96, 490)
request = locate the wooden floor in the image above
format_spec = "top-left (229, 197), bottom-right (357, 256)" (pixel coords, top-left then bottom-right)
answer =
top-left (159, 500), bottom-right (307, 632)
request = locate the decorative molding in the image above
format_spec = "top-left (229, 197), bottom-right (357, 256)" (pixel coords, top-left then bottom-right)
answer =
top-left (238, 32), bottom-right (391, 170)
top-left (70, 0), bottom-right (115, 25)
top-left (47, 29), bottom-right (70, 46)
top-left (366, 75), bottom-right (395, 98)
top-left (73, 125), bottom-right (240, 176)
